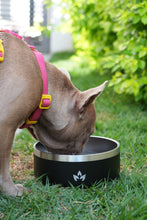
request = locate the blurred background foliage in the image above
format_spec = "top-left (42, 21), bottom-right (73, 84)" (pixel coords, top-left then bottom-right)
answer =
top-left (46, 0), bottom-right (147, 105)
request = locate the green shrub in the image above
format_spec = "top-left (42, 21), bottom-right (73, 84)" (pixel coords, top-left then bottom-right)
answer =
top-left (103, 1), bottom-right (147, 103)
top-left (46, 0), bottom-right (147, 104)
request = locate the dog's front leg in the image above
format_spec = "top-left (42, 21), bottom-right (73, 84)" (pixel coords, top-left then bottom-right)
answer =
top-left (0, 126), bottom-right (29, 196)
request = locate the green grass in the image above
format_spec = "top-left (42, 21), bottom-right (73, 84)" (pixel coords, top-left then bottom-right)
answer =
top-left (0, 52), bottom-right (146, 219)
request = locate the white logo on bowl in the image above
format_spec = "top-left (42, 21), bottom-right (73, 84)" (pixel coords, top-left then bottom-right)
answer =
top-left (73, 171), bottom-right (86, 182)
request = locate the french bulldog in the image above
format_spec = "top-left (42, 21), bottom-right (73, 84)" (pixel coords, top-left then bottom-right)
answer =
top-left (0, 31), bottom-right (107, 196)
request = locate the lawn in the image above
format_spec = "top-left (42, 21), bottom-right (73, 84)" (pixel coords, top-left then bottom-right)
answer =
top-left (0, 52), bottom-right (146, 220)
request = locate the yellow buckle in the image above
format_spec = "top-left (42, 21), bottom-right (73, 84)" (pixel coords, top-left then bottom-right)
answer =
top-left (26, 118), bottom-right (38, 125)
top-left (0, 39), bottom-right (4, 62)
top-left (39, 94), bottom-right (51, 109)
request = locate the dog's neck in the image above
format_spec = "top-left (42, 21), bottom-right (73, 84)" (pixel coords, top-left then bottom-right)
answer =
top-left (44, 62), bottom-right (78, 131)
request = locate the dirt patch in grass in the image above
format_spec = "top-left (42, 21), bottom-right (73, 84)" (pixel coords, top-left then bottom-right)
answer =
top-left (10, 152), bottom-right (34, 181)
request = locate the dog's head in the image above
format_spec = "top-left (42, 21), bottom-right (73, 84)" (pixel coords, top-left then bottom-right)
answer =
top-left (28, 68), bottom-right (108, 154)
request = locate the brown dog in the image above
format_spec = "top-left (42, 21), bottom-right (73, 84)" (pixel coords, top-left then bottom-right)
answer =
top-left (0, 32), bottom-right (107, 196)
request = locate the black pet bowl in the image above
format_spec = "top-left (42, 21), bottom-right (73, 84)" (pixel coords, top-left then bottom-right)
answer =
top-left (34, 136), bottom-right (120, 186)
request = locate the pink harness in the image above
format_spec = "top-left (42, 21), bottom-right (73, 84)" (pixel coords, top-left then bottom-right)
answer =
top-left (0, 30), bottom-right (51, 128)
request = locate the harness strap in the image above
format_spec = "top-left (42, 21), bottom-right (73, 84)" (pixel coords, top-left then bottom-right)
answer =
top-left (0, 29), bottom-right (51, 128)
top-left (20, 47), bottom-right (51, 128)
top-left (20, 45), bottom-right (51, 128)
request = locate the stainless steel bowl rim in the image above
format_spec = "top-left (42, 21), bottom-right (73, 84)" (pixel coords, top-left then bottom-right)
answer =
top-left (33, 136), bottom-right (120, 162)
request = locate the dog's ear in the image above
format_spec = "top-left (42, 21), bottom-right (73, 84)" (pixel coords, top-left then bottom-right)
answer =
top-left (77, 81), bottom-right (108, 113)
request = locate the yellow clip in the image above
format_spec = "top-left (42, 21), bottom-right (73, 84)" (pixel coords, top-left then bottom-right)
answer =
top-left (39, 94), bottom-right (52, 109)
top-left (0, 39), bottom-right (4, 62)
top-left (26, 118), bottom-right (38, 125)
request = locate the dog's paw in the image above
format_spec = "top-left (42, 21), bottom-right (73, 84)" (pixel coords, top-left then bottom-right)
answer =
top-left (3, 184), bottom-right (30, 197)
top-left (14, 184), bottom-right (30, 196)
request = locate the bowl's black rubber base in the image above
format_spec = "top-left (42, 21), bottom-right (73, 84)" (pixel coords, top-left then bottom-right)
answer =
top-left (34, 153), bottom-right (120, 187)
